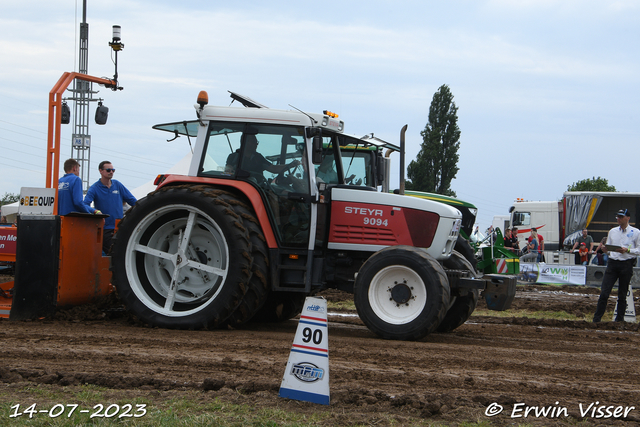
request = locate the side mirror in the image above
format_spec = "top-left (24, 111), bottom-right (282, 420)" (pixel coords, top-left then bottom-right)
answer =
top-left (376, 154), bottom-right (386, 185)
top-left (312, 135), bottom-right (323, 164)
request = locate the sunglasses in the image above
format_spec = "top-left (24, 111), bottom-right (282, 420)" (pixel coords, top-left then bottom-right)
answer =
top-left (103, 168), bottom-right (116, 172)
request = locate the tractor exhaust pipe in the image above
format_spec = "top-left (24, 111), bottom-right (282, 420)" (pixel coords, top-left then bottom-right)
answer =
top-left (399, 124), bottom-right (407, 195)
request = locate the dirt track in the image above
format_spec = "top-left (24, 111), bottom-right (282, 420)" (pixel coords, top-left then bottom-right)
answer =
top-left (1, 283), bottom-right (640, 426)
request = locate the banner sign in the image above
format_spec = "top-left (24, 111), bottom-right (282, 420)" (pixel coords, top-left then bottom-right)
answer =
top-left (0, 226), bottom-right (17, 261)
top-left (519, 263), bottom-right (586, 285)
top-left (18, 187), bottom-right (56, 215)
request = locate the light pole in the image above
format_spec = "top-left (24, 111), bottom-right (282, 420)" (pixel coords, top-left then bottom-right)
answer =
top-left (65, 0), bottom-right (124, 192)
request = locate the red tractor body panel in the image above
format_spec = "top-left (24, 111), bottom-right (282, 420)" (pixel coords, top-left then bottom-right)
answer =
top-left (156, 174), bottom-right (278, 249)
top-left (329, 201), bottom-right (439, 248)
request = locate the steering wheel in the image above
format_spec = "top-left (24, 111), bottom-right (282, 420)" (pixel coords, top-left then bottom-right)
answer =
top-left (274, 161), bottom-right (301, 188)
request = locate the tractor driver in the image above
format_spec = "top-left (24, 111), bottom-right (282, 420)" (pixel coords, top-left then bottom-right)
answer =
top-left (226, 134), bottom-right (302, 190)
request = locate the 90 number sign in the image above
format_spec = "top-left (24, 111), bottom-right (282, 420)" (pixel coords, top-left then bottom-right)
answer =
top-left (302, 327), bottom-right (323, 345)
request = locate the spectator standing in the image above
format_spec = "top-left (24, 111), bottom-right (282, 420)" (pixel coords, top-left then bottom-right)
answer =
top-left (58, 158), bottom-right (99, 216)
top-left (572, 228), bottom-right (595, 265)
top-left (592, 209), bottom-right (640, 322)
top-left (511, 227), bottom-right (520, 255)
top-left (504, 228), bottom-right (518, 253)
top-left (593, 237), bottom-right (608, 266)
top-left (84, 161), bottom-right (137, 254)
top-left (527, 228), bottom-right (544, 262)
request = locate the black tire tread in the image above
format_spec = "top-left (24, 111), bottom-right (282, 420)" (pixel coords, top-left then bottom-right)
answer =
top-left (111, 185), bottom-right (253, 330)
top-left (217, 193), bottom-right (270, 326)
top-left (437, 250), bottom-right (480, 333)
top-left (250, 291), bottom-right (307, 323)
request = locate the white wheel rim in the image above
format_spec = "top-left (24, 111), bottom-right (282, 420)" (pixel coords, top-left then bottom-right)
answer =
top-left (124, 204), bottom-right (229, 317)
top-left (368, 265), bottom-right (427, 325)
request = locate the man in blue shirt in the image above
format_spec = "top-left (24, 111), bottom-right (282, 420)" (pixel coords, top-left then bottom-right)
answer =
top-left (58, 158), bottom-right (99, 216)
top-left (84, 160), bottom-right (137, 254)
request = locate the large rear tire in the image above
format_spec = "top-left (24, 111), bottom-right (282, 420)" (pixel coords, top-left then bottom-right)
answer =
top-left (220, 197), bottom-right (270, 327)
top-left (354, 246), bottom-right (450, 341)
top-left (437, 250), bottom-right (480, 333)
top-left (111, 186), bottom-right (252, 329)
top-left (250, 291), bottom-right (306, 323)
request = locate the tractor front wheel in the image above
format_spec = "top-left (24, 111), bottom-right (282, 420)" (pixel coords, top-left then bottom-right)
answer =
top-left (354, 246), bottom-right (450, 341)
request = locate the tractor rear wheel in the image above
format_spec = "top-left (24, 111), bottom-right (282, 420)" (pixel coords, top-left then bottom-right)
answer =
top-left (354, 246), bottom-right (450, 341)
top-left (250, 291), bottom-right (307, 323)
top-left (437, 250), bottom-right (480, 333)
top-left (220, 197), bottom-right (270, 327)
top-left (111, 186), bottom-right (252, 329)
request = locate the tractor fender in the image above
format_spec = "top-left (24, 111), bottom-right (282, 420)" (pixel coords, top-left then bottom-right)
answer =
top-left (155, 174), bottom-right (278, 248)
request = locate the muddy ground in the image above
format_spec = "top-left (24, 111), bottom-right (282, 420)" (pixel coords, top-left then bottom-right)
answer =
top-left (1, 278), bottom-right (640, 426)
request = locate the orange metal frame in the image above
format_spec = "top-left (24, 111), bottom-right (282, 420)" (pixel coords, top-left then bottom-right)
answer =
top-left (46, 72), bottom-right (117, 213)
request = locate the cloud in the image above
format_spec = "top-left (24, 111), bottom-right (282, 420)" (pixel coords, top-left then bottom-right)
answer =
top-left (1, 0), bottom-right (639, 230)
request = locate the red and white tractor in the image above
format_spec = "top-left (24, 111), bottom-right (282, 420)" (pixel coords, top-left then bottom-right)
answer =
top-left (110, 91), bottom-right (515, 340)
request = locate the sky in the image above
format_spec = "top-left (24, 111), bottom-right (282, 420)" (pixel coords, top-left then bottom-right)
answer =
top-left (1, 0), bottom-right (638, 230)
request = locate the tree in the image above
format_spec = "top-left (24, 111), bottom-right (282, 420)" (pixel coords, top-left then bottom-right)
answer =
top-left (406, 84), bottom-right (460, 197)
top-left (0, 192), bottom-right (19, 207)
top-left (567, 177), bottom-right (616, 192)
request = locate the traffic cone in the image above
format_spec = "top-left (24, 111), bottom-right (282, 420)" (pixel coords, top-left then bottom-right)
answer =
top-left (279, 296), bottom-right (330, 405)
top-left (613, 284), bottom-right (637, 322)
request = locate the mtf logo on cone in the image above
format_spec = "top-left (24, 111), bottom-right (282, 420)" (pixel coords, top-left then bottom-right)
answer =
top-left (279, 296), bottom-right (330, 405)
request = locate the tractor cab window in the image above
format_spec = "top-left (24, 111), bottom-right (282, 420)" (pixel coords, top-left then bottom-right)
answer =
top-left (200, 122), bottom-right (245, 177)
top-left (314, 137), bottom-right (375, 187)
top-left (202, 122), bottom-right (310, 247)
top-left (340, 150), bottom-right (372, 186)
top-left (316, 147), bottom-right (339, 185)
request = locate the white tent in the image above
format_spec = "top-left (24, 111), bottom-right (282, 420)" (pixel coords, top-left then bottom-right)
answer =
top-left (1, 202), bottom-right (18, 223)
top-left (131, 152), bottom-right (192, 199)
top-left (0, 152), bottom-right (193, 223)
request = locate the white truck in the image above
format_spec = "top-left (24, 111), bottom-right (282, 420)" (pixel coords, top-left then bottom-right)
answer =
top-left (509, 199), bottom-right (561, 257)
top-left (509, 192), bottom-right (640, 262)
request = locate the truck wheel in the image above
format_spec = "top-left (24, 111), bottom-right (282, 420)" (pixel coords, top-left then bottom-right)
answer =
top-left (250, 292), bottom-right (307, 323)
top-left (111, 186), bottom-right (252, 329)
top-left (454, 235), bottom-right (477, 271)
top-left (437, 250), bottom-right (480, 333)
top-left (354, 246), bottom-right (450, 341)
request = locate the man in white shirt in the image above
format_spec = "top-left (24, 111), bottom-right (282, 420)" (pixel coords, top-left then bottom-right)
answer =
top-left (592, 208), bottom-right (640, 322)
